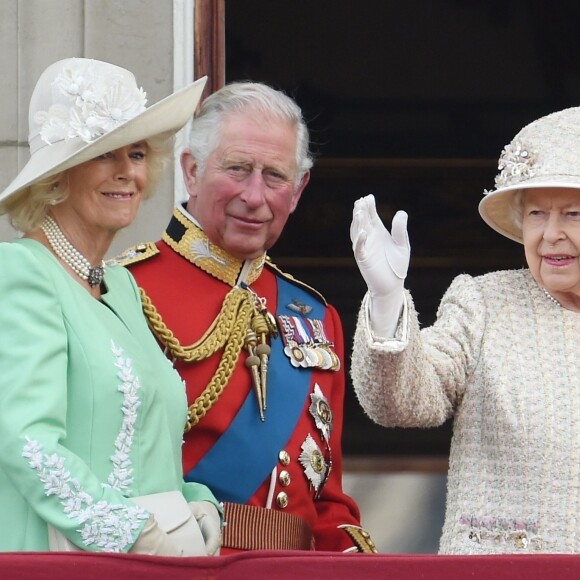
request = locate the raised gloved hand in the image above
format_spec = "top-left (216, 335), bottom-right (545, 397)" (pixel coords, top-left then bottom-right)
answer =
top-left (350, 194), bottom-right (410, 337)
top-left (129, 515), bottom-right (183, 556)
top-left (188, 501), bottom-right (222, 556)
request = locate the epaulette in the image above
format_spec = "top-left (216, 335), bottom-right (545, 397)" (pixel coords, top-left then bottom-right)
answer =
top-left (107, 242), bottom-right (160, 267)
top-left (265, 256), bottom-right (328, 306)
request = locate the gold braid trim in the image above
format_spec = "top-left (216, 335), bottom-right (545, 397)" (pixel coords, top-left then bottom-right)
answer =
top-left (141, 286), bottom-right (250, 362)
top-left (140, 286), bottom-right (254, 431)
top-left (338, 525), bottom-right (378, 553)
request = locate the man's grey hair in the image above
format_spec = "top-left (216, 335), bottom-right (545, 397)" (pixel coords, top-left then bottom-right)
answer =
top-left (187, 82), bottom-right (313, 187)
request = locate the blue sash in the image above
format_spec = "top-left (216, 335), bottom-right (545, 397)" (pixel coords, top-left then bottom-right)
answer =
top-left (184, 276), bottom-right (324, 503)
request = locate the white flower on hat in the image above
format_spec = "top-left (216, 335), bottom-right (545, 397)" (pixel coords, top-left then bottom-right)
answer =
top-left (33, 104), bottom-right (70, 144)
top-left (34, 59), bottom-right (147, 146)
top-left (495, 139), bottom-right (539, 187)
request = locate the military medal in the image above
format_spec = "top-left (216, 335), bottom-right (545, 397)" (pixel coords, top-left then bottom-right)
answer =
top-left (302, 385), bottom-right (334, 498)
top-left (309, 384), bottom-right (333, 443)
top-left (291, 343), bottom-right (305, 364)
top-left (277, 314), bottom-right (341, 371)
top-left (299, 434), bottom-right (329, 493)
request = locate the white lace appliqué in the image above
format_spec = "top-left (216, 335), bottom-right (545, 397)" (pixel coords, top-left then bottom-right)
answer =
top-left (22, 438), bottom-right (148, 551)
top-left (34, 59), bottom-right (147, 146)
top-left (21, 341), bottom-right (149, 551)
top-left (105, 341), bottom-right (142, 492)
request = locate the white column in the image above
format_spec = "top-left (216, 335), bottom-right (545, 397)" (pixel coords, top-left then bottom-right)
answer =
top-left (173, 0), bottom-right (195, 205)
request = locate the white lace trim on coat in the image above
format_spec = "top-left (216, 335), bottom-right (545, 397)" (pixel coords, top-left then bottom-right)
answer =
top-left (21, 340), bottom-right (149, 550)
top-left (22, 437), bottom-right (148, 551)
top-left (105, 340), bottom-right (141, 492)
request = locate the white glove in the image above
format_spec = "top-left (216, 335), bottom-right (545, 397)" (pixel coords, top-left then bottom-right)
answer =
top-left (129, 515), bottom-right (184, 557)
top-left (350, 194), bottom-right (410, 337)
top-left (188, 501), bottom-right (222, 556)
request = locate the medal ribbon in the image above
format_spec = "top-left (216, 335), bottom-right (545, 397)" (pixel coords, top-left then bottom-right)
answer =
top-left (184, 275), bottom-right (324, 503)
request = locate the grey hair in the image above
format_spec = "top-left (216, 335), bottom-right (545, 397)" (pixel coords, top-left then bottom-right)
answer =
top-left (187, 82), bottom-right (313, 187)
top-left (0, 135), bottom-right (173, 233)
top-left (510, 189), bottom-right (526, 234)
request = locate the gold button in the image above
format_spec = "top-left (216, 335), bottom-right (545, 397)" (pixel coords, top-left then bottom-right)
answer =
top-left (278, 450), bottom-right (290, 466)
top-left (279, 470), bottom-right (291, 487)
top-left (276, 492), bottom-right (289, 509)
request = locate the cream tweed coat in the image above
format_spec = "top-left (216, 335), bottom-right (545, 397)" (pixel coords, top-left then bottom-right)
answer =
top-left (351, 269), bottom-right (580, 554)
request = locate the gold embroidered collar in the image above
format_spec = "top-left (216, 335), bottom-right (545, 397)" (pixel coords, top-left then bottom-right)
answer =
top-left (162, 207), bottom-right (265, 286)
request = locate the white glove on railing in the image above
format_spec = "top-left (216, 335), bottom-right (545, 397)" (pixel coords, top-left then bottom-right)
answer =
top-left (188, 501), bottom-right (222, 556)
top-left (350, 194), bottom-right (410, 338)
top-left (129, 515), bottom-right (183, 556)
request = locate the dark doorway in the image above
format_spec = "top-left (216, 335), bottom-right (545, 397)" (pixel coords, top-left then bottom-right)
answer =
top-left (224, 0), bottom-right (580, 458)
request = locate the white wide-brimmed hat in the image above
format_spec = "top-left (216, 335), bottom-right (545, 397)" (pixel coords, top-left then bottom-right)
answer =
top-left (0, 58), bottom-right (207, 203)
top-left (478, 106), bottom-right (580, 243)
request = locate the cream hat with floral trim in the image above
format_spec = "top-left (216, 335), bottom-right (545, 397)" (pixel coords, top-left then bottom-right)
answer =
top-left (0, 58), bottom-right (207, 203)
top-left (478, 106), bottom-right (580, 243)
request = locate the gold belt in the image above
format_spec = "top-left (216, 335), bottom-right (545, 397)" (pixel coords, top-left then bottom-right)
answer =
top-left (222, 502), bottom-right (314, 551)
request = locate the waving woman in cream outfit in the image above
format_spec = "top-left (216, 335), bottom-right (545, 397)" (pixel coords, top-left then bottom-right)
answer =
top-left (0, 58), bottom-right (221, 555)
top-left (350, 107), bottom-right (580, 554)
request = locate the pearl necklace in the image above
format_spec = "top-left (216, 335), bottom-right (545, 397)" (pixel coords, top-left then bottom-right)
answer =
top-left (41, 215), bottom-right (105, 287)
top-left (543, 288), bottom-right (561, 308)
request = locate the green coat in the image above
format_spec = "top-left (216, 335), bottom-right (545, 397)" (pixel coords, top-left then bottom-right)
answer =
top-left (0, 238), bottom-right (217, 552)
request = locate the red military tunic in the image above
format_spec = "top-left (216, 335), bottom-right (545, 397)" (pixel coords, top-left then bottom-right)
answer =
top-left (122, 207), bottom-right (375, 553)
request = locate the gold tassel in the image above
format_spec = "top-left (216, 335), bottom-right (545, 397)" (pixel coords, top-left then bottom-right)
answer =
top-left (244, 328), bottom-right (264, 421)
top-left (252, 312), bottom-right (271, 411)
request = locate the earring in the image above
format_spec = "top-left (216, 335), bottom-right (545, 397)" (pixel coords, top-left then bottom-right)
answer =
top-left (48, 182), bottom-right (61, 205)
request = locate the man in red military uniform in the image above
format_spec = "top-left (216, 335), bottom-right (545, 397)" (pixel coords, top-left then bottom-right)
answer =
top-left (120, 82), bottom-right (376, 553)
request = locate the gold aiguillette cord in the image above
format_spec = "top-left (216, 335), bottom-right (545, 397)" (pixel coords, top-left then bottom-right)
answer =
top-left (241, 282), bottom-right (278, 420)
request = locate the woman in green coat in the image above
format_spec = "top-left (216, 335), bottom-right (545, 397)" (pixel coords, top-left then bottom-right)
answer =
top-left (0, 58), bottom-right (221, 555)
